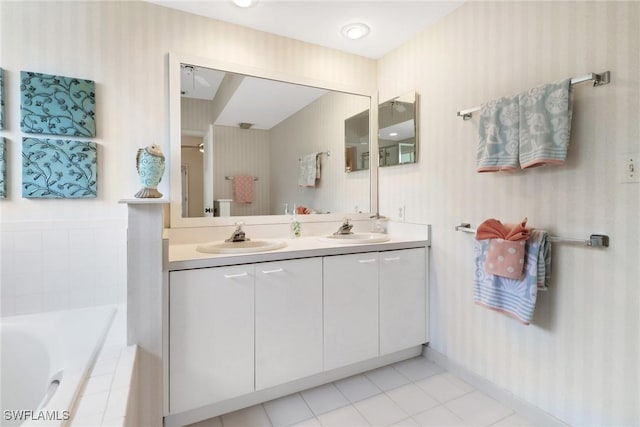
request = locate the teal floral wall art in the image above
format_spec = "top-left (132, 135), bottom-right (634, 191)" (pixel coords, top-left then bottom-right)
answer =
top-left (22, 138), bottom-right (97, 198)
top-left (0, 68), bottom-right (5, 130)
top-left (0, 138), bottom-right (6, 198)
top-left (20, 71), bottom-right (96, 137)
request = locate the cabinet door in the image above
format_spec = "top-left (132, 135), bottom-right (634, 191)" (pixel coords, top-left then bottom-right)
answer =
top-left (323, 253), bottom-right (379, 370)
top-left (379, 248), bottom-right (427, 355)
top-left (255, 258), bottom-right (323, 390)
top-left (169, 265), bottom-right (254, 414)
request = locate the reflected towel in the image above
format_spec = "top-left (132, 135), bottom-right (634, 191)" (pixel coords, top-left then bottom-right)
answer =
top-left (233, 175), bottom-right (254, 204)
top-left (518, 78), bottom-right (573, 169)
top-left (473, 229), bottom-right (551, 325)
top-left (476, 95), bottom-right (520, 172)
top-left (298, 152), bottom-right (320, 187)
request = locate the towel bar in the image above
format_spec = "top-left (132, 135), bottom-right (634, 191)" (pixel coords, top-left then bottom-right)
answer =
top-left (225, 176), bottom-right (258, 181)
top-left (298, 150), bottom-right (330, 161)
top-left (455, 223), bottom-right (609, 248)
top-left (456, 71), bottom-right (611, 120)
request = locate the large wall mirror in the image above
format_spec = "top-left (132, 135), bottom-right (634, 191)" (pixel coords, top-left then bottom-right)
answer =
top-left (168, 53), bottom-right (377, 228)
top-left (378, 91), bottom-right (418, 167)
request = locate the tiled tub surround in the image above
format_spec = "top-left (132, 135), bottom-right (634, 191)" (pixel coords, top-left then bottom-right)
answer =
top-left (0, 219), bottom-right (126, 317)
top-left (70, 305), bottom-right (138, 427)
top-left (0, 305), bottom-right (131, 427)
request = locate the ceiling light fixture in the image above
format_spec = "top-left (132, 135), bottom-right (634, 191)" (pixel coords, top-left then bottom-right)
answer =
top-left (341, 23), bottom-right (370, 40)
top-left (232, 0), bottom-right (257, 8)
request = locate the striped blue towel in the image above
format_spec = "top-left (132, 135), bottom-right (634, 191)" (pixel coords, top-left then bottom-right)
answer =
top-left (473, 230), bottom-right (550, 324)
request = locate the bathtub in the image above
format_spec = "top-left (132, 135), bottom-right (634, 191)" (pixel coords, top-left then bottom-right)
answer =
top-left (1, 306), bottom-right (116, 427)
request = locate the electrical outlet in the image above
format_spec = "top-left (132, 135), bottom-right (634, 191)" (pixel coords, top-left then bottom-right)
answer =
top-left (619, 152), bottom-right (640, 183)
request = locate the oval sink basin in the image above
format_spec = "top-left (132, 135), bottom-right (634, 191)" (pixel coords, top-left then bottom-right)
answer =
top-left (196, 239), bottom-right (287, 254)
top-left (319, 233), bottom-right (390, 244)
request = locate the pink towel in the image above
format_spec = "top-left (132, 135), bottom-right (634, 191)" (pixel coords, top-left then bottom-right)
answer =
top-left (233, 175), bottom-right (254, 204)
top-left (476, 218), bottom-right (530, 280)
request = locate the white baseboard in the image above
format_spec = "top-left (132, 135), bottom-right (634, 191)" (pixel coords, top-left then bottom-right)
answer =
top-left (423, 346), bottom-right (568, 427)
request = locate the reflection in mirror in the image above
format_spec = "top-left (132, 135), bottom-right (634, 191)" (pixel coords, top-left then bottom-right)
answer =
top-left (344, 110), bottom-right (370, 173)
top-left (378, 91), bottom-right (418, 167)
top-left (178, 63), bottom-right (371, 218)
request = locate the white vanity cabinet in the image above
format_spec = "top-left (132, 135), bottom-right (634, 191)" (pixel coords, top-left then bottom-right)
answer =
top-left (323, 253), bottom-right (380, 370)
top-left (169, 265), bottom-right (255, 414)
top-left (255, 258), bottom-right (323, 390)
top-left (166, 243), bottom-right (428, 424)
top-left (323, 248), bottom-right (427, 369)
top-left (379, 248), bottom-right (427, 355)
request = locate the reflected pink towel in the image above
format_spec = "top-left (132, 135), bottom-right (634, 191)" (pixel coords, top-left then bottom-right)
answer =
top-left (233, 175), bottom-right (254, 204)
top-left (476, 218), bottom-right (530, 279)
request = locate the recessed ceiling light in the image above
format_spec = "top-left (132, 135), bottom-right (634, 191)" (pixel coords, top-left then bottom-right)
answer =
top-left (232, 0), bottom-right (257, 8)
top-left (341, 23), bottom-right (370, 40)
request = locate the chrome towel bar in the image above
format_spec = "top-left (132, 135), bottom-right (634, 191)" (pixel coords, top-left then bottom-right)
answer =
top-left (455, 223), bottom-right (609, 248)
top-left (457, 71), bottom-right (611, 120)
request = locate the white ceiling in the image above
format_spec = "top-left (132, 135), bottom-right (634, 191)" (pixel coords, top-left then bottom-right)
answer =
top-left (149, 0), bottom-right (464, 59)
top-left (215, 75), bottom-right (328, 129)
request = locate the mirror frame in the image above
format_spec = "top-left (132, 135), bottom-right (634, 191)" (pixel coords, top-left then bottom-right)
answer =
top-left (168, 52), bottom-right (378, 228)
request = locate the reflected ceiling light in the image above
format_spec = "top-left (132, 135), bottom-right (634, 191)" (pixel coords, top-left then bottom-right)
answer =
top-left (341, 23), bottom-right (370, 40)
top-left (232, 0), bottom-right (257, 8)
top-left (389, 132), bottom-right (399, 137)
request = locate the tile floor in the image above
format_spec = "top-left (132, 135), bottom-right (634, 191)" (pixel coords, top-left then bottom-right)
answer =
top-left (187, 356), bottom-right (540, 427)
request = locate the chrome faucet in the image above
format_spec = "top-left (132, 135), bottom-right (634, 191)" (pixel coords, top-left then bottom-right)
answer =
top-left (333, 218), bottom-right (354, 235)
top-left (225, 222), bottom-right (250, 243)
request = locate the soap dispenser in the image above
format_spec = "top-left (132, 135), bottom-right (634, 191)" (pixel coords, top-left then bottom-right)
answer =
top-left (290, 204), bottom-right (301, 238)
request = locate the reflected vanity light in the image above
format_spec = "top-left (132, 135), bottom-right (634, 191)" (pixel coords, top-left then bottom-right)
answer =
top-left (341, 23), bottom-right (370, 40)
top-left (232, 0), bottom-right (257, 7)
top-left (389, 132), bottom-right (398, 137)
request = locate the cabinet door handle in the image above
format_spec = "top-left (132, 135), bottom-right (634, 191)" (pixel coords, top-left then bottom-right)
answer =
top-left (223, 272), bottom-right (249, 279)
top-left (261, 268), bottom-right (284, 274)
top-left (358, 258), bottom-right (377, 264)
top-left (383, 256), bottom-right (401, 262)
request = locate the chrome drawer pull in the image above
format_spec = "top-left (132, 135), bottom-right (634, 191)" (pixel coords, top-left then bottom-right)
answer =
top-left (358, 258), bottom-right (377, 263)
top-left (383, 256), bottom-right (401, 262)
top-left (261, 268), bottom-right (284, 274)
top-left (223, 272), bottom-right (249, 279)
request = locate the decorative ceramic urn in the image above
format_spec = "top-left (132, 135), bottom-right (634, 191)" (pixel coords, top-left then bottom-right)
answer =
top-left (135, 144), bottom-right (165, 198)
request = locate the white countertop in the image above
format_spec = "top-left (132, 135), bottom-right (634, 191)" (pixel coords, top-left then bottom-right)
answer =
top-left (168, 234), bottom-right (429, 271)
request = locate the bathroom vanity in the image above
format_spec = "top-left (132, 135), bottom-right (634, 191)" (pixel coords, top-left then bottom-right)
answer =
top-left (164, 232), bottom-right (429, 426)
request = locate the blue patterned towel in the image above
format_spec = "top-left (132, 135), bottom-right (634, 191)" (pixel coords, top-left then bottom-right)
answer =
top-left (476, 94), bottom-right (520, 172)
top-left (518, 78), bottom-right (573, 169)
top-left (474, 230), bottom-right (551, 324)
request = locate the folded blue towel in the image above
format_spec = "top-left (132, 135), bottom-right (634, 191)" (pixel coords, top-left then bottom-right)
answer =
top-left (473, 230), bottom-right (551, 324)
top-left (476, 95), bottom-right (520, 172)
top-left (518, 78), bottom-right (573, 169)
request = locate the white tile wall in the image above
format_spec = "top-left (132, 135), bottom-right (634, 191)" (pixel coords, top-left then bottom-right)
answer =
top-left (0, 219), bottom-right (126, 317)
